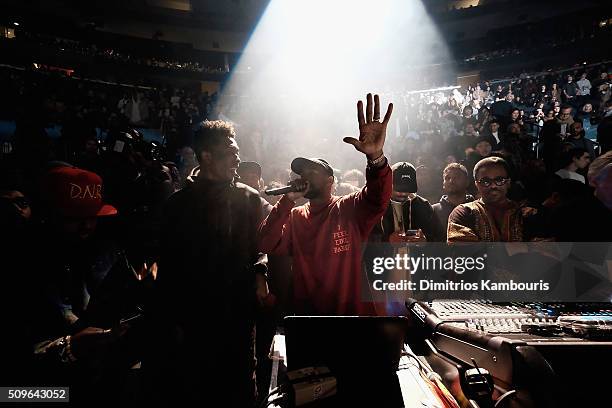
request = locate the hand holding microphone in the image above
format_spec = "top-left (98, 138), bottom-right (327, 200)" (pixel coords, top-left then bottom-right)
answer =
top-left (265, 179), bottom-right (309, 202)
top-left (286, 179), bottom-right (309, 202)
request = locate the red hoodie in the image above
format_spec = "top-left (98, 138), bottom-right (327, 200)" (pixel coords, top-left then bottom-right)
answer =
top-left (257, 163), bottom-right (392, 315)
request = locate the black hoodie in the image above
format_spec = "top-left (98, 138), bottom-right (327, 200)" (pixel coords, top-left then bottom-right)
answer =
top-left (374, 194), bottom-right (445, 242)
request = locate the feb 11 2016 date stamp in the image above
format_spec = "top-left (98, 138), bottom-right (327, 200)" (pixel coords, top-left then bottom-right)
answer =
top-left (0, 387), bottom-right (69, 402)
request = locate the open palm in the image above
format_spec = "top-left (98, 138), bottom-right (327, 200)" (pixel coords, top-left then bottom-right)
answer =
top-left (343, 93), bottom-right (393, 158)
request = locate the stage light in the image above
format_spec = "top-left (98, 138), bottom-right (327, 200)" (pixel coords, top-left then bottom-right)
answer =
top-left (220, 0), bottom-right (453, 168)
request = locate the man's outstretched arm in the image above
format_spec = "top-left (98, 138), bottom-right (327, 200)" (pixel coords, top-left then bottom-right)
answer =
top-left (344, 93), bottom-right (394, 234)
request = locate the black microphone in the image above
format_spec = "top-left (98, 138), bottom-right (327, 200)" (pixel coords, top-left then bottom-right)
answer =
top-left (264, 185), bottom-right (297, 196)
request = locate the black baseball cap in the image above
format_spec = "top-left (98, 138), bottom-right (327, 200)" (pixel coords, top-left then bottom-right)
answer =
top-left (291, 157), bottom-right (334, 177)
top-left (391, 162), bottom-right (418, 193)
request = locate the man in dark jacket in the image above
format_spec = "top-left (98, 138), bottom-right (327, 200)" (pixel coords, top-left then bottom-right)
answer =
top-left (567, 121), bottom-right (597, 160)
top-left (146, 120), bottom-right (268, 406)
top-left (481, 119), bottom-right (502, 150)
top-left (432, 163), bottom-right (474, 241)
top-left (375, 162), bottom-right (444, 243)
top-left (491, 92), bottom-right (515, 128)
top-left (365, 161), bottom-right (443, 315)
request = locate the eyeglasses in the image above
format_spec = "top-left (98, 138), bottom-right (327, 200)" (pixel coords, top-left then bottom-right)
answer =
top-left (476, 177), bottom-right (510, 187)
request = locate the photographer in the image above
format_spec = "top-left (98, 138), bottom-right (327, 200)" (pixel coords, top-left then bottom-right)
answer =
top-left (99, 129), bottom-right (175, 270)
top-left (24, 165), bottom-right (145, 403)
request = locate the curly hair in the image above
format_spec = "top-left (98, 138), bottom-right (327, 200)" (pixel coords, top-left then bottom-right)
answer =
top-left (192, 120), bottom-right (236, 160)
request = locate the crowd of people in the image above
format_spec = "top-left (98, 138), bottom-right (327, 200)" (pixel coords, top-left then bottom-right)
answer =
top-left (224, 62), bottom-right (611, 212)
top-left (0, 65), bottom-right (218, 152)
top-left (343, 63), bottom-right (608, 203)
top-left (13, 30), bottom-right (229, 75)
top-left (1, 50), bottom-right (612, 406)
top-left (1, 58), bottom-right (611, 238)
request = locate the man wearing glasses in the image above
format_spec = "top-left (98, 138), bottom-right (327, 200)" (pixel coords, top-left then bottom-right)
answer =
top-left (556, 104), bottom-right (574, 137)
top-left (447, 157), bottom-right (523, 242)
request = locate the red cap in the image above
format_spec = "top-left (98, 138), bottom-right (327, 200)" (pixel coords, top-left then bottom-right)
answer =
top-left (41, 166), bottom-right (117, 218)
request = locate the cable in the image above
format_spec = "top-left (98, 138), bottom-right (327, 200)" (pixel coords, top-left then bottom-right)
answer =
top-left (494, 390), bottom-right (517, 408)
top-left (401, 346), bottom-right (460, 408)
top-left (400, 349), bottom-right (424, 371)
top-left (471, 358), bottom-right (494, 396)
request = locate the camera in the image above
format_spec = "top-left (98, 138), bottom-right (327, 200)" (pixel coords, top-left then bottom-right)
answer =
top-left (104, 128), bottom-right (166, 162)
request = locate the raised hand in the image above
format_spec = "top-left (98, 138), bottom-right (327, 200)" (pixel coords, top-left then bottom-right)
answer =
top-left (343, 93), bottom-right (393, 160)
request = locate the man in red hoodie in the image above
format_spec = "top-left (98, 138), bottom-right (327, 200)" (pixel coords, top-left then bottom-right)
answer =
top-left (257, 93), bottom-right (393, 315)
